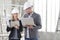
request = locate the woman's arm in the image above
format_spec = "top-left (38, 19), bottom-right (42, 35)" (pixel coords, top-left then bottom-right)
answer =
top-left (6, 26), bottom-right (14, 32)
top-left (19, 21), bottom-right (23, 32)
top-left (6, 20), bottom-right (14, 32)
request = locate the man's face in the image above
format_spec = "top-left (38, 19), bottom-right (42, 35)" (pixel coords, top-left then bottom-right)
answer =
top-left (25, 7), bottom-right (32, 14)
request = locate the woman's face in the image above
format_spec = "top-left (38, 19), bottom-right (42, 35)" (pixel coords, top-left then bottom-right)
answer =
top-left (12, 13), bottom-right (18, 20)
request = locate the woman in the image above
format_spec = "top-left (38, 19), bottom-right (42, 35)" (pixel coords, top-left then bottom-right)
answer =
top-left (6, 8), bottom-right (23, 40)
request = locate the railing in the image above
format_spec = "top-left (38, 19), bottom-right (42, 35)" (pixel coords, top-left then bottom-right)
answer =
top-left (0, 34), bottom-right (9, 40)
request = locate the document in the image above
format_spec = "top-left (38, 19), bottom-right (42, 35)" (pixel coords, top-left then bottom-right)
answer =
top-left (21, 18), bottom-right (36, 26)
top-left (10, 21), bottom-right (20, 27)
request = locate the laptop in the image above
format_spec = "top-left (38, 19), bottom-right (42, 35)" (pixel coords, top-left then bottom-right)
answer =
top-left (21, 18), bottom-right (36, 26)
top-left (10, 21), bottom-right (20, 27)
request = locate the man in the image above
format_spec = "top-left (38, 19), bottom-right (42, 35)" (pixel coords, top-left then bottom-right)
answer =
top-left (23, 2), bottom-right (42, 40)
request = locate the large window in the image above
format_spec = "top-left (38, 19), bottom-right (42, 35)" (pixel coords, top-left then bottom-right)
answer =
top-left (34, 0), bottom-right (59, 32)
top-left (0, 0), bottom-right (59, 34)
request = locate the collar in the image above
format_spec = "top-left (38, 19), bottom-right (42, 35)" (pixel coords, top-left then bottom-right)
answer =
top-left (27, 12), bottom-right (33, 16)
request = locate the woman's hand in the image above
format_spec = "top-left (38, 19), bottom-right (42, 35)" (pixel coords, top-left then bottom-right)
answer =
top-left (14, 25), bottom-right (19, 29)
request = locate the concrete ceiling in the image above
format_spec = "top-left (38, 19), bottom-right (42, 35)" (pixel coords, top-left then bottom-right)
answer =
top-left (12, 0), bottom-right (27, 5)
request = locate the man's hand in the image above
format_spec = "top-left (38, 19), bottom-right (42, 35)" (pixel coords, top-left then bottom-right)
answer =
top-left (26, 25), bottom-right (34, 29)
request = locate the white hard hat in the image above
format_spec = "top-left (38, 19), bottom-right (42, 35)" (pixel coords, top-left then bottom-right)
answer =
top-left (23, 2), bottom-right (33, 10)
top-left (11, 8), bottom-right (19, 14)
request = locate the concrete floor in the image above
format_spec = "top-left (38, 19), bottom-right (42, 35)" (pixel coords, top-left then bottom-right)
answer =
top-left (0, 32), bottom-right (60, 40)
top-left (38, 32), bottom-right (60, 40)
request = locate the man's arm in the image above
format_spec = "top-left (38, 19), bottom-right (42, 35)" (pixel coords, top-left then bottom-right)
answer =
top-left (33, 14), bottom-right (42, 29)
